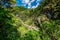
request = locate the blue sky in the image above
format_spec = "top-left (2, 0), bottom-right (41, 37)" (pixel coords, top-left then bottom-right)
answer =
top-left (16, 0), bottom-right (41, 8)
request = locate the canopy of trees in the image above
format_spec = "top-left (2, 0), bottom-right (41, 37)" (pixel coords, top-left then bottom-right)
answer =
top-left (0, 0), bottom-right (60, 40)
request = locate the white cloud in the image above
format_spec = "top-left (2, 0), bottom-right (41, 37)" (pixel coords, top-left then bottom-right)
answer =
top-left (36, 3), bottom-right (39, 7)
top-left (30, 0), bottom-right (35, 3)
top-left (21, 0), bottom-right (40, 8)
top-left (28, 2), bottom-right (31, 8)
top-left (32, 6), bottom-right (36, 8)
top-left (36, 0), bottom-right (40, 3)
top-left (28, 6), bottom-right (31, 8)
top-left (22, 0), bottom-right (30, 4)
top-left (31, 3), bottom-right (39, 8)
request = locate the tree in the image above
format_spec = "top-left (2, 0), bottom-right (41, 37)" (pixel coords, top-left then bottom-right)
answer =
top-left (32, 0), bottom-right (60, 40)
top-left (0, 0), bottom-right (20, 40)
top-left (36, 0), bottom-right (60, 20)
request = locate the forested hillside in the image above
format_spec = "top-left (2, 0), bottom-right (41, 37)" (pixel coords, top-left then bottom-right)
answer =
top-left (0, 0), bottom-right (60, 40)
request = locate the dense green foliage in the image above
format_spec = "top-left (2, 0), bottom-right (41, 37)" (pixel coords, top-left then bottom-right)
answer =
top-left (0, 0), bottom-right (60, 40)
